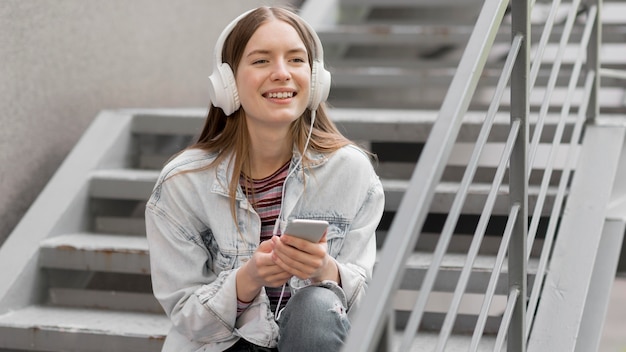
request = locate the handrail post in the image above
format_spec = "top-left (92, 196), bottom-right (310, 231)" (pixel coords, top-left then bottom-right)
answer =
top-left (584, 0), bottom-right (601, 123)
top-left (375, 308), bottom-right (394, 352)
top-left (508, 0), bottom-right (529, 351)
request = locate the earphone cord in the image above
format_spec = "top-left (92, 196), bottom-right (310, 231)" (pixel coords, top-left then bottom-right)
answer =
top-left (273, 109), bottom-right (316, 321)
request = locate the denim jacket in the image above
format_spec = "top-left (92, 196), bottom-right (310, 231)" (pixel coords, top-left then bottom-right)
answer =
top-left (145, 144), bottom-right (385, 351)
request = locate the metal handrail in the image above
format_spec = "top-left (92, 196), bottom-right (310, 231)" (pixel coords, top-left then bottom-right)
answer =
top-left (601, 68), bottom-right (626, 80)
top-left (523, 10), bottom-right (598, 337)
top-left (342, 0), bottom-right (514, 350)
top-left (435, 117), bottom-right (520, 351)
top-left (527, 0), bottom-right (582, 172)
top-left (397, 32), bottom-right (524, 352)
top-left (470, 204), bottom-right (519, 351)
top-left (494, 288), bottom-right (521, 351)
top-left (340, 0), bottom-right (600, 350)
top-left (526, 70), bottom-right (596, 337)
top-left (526, 3), bottom-right (596, 255)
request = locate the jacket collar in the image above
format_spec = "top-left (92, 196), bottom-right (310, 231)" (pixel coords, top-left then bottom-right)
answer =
top-left (210, 147), bottom-right (329, 198)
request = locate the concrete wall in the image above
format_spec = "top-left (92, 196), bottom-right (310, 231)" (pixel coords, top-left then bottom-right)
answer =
top-left (0, 0), bottom-right (292, 246)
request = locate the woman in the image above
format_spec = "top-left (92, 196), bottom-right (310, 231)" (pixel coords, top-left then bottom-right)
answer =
top-left (146, 6), bottom-right (385, 351)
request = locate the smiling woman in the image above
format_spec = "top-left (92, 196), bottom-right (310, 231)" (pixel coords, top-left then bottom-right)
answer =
top-left (145, 6), bottom-right (385, 352)
top-left (235, 19), bottom-right (311, 136)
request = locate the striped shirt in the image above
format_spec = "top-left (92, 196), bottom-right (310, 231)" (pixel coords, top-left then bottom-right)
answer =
top-left (238, 160), bottom-right (291, 315)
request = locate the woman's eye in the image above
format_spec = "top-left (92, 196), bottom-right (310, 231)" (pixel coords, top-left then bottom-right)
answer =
top-left (291, 57), bottom-right (306, 63)
top-left (252, 59), bottom-right (268, 65)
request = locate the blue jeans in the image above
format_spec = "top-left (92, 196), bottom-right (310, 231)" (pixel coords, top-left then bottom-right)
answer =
top-left (278, 284), bottom-right (351, 351)
top-left (226, 284), bottom-right (350, 352)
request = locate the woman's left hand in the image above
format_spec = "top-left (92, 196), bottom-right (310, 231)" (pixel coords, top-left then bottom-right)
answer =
top-left (271, 233), bottom-right (340, 284)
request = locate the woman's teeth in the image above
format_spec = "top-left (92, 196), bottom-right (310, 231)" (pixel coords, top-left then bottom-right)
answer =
top-left (267, 92), bottom-right (293, 99)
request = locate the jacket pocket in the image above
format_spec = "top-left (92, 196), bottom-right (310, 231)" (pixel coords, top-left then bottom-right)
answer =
top-left (326, 221), bottom-right (349, 257)
top-left (200, 229), bottom-right (237, 274)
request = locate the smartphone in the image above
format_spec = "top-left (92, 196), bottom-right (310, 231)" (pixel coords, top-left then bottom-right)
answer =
top-left (284, 219), bottom-right (329, 243)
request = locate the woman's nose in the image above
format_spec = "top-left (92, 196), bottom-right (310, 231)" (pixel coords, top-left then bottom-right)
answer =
top-left (270, 61), bottom-right (291, 81)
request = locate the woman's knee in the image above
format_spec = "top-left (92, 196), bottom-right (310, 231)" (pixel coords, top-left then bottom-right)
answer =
top-left (278, 286), bottom-right (350, 351)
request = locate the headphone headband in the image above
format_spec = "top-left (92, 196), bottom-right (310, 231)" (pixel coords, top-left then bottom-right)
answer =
top-left (211, 8), bottom-right (255, 79)
top-left (208, 7), bottom-right (331, 115)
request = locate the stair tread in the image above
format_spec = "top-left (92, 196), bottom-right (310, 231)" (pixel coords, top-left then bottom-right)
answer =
top-left (39, 233), bottom-right (149, 274)
top-left (40, 233), bottom-right (538, 275)
top-left (49, 288), bottom-right (163, 314)
top-left (393, 330), bottom-right (496, 351)
top-left (331, 107), bottom-right (573, 123)
top-left (89, 169), bottom-right (158, 200)
top-left (405, 251), bottom-right (539, 273)
top-left (335, 0), bottom-right (626, 22)
top-left (90, 168), bottom-right (158, 182)
top-left (94, 168), bottom-right (562, 194)
top-left (90, 169), bottom-right (560, 215)
top-left (0, 305), bottom-right (169, 337)
top-left (40, 233), bottom-right (148, 253)
top-left (384, 179), bottom-right (560, 194)
top-left (95, 216), bottom-right (146, 235)
top-left (339, 0), bottom-right (484, 6)
top-left (129, 107), bottom-right (592, 135)
top-left (317, 23), bottom-right (475, 45)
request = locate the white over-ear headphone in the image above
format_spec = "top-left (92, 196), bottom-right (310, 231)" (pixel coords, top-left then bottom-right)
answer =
top-left (208, 7), bottom-right (331, 116)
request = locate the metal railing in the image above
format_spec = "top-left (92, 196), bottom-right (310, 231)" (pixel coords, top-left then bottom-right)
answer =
top-left (342, 0), bottom-right (602, 350)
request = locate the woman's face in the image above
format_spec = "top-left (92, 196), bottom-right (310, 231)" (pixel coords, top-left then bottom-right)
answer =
top-left (235, 19), bottom-right (311, 131)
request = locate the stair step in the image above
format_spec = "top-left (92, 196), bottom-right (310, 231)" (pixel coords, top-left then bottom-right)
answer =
top-left (394, 289), bottom-right (506, 317)
top-left (89, 169), bottom-right (157, 200)
top-left (537, 43), bottom-right (626, 66)
top-left (130, 108), bottom-right (584, 143)
top-left (381, 232), bottom-right (545, 257)
top-left (328, 58), bottom-right (466, 70)
top-left (330, 65), bottom-right (626, 90)
top-left (317, 24), bottom-right (613, 48)
top-left (0, 305), bottom-right (168, 352)
top-left (329, 87), bottom-right (626, 112)
top-left (88, 169), bottom-right (560, 215)
top-left (392, 330), bottom-right (496, 352)
top-left (94, 216), bottom-right (146, 236)
top-left (130, 108), bottom-right (204, 135)
top-left (384, 179), bottom-right (559, 215)
top-left (328, 67), bottom-right (625, 104)
top-left (138, 141), bottom-right (578, 182)
top-left (393, 232), bottom-right (544, 256)
top-left (399, 251), bottom-right (538, 294)
top-left (330, 67), bottom-right (456, 88)
top-left (38, 233), bottom-right (535, 296)
top-left (39, 233), bottom-right (149, 274)
top-left (339, 0), bottom-right (484, 6)
top-left (394, 310), bottom-right (502, 335)
top-left (317, 24), bottom-right (478, 46)
top-left (330, 108), bottom-right (578, 143)
top-left (49, 288), bottom-right (162, 314)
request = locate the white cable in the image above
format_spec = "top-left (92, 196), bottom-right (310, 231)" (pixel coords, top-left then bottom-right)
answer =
top-left (273, 109), bottom-right (316, 320)
top-left (274, 283), bottom-right (288, 321)
top-left (272, 109), bottom-right (316, 235)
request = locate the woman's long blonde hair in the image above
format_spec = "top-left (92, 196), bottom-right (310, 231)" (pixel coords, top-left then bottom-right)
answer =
top-left (189, 7), bottom-right (356, 224)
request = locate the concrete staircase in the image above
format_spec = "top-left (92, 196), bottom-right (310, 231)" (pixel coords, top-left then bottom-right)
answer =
top-left (0, 107), bottom-right (621, 350)
top-left (0, 0), bottom-right (625, 351)
top-left (0, 108), bottom-right (551, 351)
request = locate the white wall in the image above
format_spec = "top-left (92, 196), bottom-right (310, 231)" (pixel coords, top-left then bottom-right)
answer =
top-left (0, 0), bottom-right (292, 245)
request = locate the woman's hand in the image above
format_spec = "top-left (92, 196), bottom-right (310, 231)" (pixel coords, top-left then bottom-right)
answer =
top-left (271, 233), bottom-right (340, 284)
top-left (236, 238), bottom-right (291, 302)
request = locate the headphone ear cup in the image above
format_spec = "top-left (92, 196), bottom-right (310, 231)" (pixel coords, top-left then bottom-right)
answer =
top-left (309, 60), bottom-right (331, 110)
top-left (208, 62), bottom-right (240, 116)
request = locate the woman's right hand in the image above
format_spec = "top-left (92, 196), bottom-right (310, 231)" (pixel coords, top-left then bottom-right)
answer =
top-left (236, 237), bottom-right (291, 302)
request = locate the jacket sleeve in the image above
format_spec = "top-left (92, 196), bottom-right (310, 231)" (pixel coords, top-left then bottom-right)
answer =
top-left (146, 173), bottom-right (279, 347)
top-left (145, 201), bottom-right (240, 343)
top-left (335, 173), bottom-right (385, 315)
